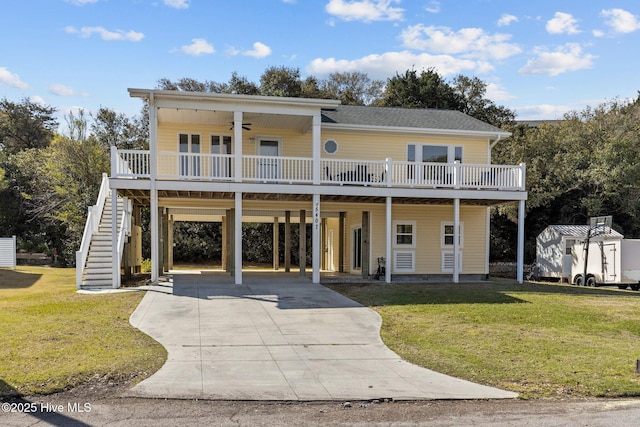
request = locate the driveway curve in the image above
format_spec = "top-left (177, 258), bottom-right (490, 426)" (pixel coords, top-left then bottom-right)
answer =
top-left (128, 272), bottom-right (517, 401)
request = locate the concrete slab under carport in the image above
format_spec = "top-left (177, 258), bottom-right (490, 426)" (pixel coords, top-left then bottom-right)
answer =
top-left (128, 271), bottom-right (517, 401)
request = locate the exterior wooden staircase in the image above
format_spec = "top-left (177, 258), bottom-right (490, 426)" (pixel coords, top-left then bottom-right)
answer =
top-left (76, 174), bottom-right (130, 289)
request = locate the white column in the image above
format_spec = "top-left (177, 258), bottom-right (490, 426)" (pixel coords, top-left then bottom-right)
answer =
top-left (150, 183), bottom-right (159, 284)
top-left (235, 191), bottom-right (243, 285)
top-left (111, 190), bottom-right (119, 288)
top-left (453, 198), bottom-right (460, 283)
top-left (385, 196), bottom-right (392, 283)
top-left (149, 91), bottom-right (159, 285)
top-left (312, 194), bottom-right (321, 283)
top-left (234, 111), bottom-right (243, 183)
top-left (517, 199), bottom-right (525, 284)
top-left (312, 113), bottom-right (321, 185)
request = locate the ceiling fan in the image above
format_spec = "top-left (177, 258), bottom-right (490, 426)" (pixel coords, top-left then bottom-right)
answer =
top-left (229, 121), bottom-right (252, 131)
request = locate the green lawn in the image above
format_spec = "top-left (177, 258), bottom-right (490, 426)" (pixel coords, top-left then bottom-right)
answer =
top-left (0, 266), bottom-right (166, 396)
top-left (326, 280), bottom-right (640, 399)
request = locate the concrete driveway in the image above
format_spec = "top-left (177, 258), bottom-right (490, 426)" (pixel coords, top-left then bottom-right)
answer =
top-left (128, 272), bottom-right (517, 401)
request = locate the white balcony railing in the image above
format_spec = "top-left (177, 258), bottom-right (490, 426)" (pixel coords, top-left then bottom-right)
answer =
top-left (111, 148), bottom-right (525, 191)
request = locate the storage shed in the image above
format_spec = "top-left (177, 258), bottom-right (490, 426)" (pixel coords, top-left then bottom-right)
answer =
top-left (536, 225), bottom-right (623, 282)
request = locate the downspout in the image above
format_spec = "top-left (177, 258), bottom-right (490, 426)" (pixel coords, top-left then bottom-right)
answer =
top-left (489, 133), bottom-right (502, 163)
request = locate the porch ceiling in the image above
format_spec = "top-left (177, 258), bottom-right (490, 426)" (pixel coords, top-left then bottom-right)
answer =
top-left (157, 109), bottom-right (312, 133)
top-left (116, 188), bottom-right (512, 207)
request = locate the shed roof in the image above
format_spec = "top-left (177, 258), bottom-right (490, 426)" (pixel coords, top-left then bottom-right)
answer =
top-left (547, 225), bottom-right (624, 239)
top-left (321, 104), bottom-right (510, 138)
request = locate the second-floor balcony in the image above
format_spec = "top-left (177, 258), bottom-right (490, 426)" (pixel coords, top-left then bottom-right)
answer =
top-left (111, 147), bottom-right (526, 191)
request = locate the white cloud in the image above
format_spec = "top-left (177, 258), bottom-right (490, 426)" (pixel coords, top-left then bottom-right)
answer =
top-left (425, 1), bottom-right (440, 14)
top-left (49, 83), bottom-right (88, 97)
top-left (592, 29), bottom-right (605, 37)
top-left (30, 96), bottom-right (46, 106)
top-left (243, 42), bottom-right (272, 59)
top-left (601, 8), bottom-right (640, 34)
top-left (180, 39), bottom-right (215, 56)
top-left (282, 0), bottom-right (296, 3)
top-left (400, 25), bottom-right (521, 60)
top-left (497, 14), bottom-right (518, 27)
top-left (546, 12), bottom-right (580, 35)
top-left (65, 0), bottom-right (97, 5)
top-left (307, 50), bottom-right (494, 80)
top-left (65, 26), bottom-right (144, 41)
top-left (325, 0), bottom-right (404, 23)
top-left (485, 82), bottom-right (515, 102)
top-left (0, 67), bottom-right (29, 89)
top-left (519, 43), bottom-right (595, 76)
top-left (164, 0), bottom-right (189, 9)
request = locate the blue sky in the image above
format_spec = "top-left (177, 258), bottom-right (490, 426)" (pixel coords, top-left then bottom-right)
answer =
top-left (1, 0), bottom-right (640, 123)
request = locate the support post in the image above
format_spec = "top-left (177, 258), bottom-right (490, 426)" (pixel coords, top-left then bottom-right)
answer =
top-left (228, 209), bottom-right (234, 275)
top-left (385, 197), bottom-right (392, 283)
top-left (285, 211), bottom-right (291, 272)
top-left (111, 190), bottom-right (119, 288)
top-left (168, 218), bottom-right (174, 271)
top-left (162, 209), bottom-right (169, 273)
top-left (312, 194), bottom-right (320, 283)
top-left (234, 194), bottom-right (243, 284)
top-left (221, 215), bottom-right (227, 271)
top-left (362, 211), bottom-right (370, 279)
top-left (299, 209), bottom-right (306, 277)
top-left (517, 199), bottom-right (525, 284)
top-left (453, 198), bottom-right (460, 283)
top-left (273, 216), bottom-right (280, 270)
top-left (234, 111), bottom-right (243, 183)
top-left (339, 212), bottom-right (345, 273)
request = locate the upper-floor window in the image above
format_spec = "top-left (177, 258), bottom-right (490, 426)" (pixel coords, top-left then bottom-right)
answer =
top-left (408, 144), bottom-right (463, 163)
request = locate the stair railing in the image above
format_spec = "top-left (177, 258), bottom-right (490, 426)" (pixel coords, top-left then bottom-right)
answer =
top-left (113, 198), bottom-right (132, 288)
top-left (76, 173), bottom-right (110, 288)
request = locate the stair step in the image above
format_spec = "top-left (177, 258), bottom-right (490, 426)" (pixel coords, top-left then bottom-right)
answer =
top-left (85, 267), bottom-right (112, 275)
top-left (81, 279), bottom-right (114, 287)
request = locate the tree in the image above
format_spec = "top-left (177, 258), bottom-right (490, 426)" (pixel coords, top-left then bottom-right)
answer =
top-left (320, 72), bottom-right (384, 105)
top-left (0, 98), bottom-right (58, 154)
top-left (259, 66), bottom-right (303, 97)
top-left (451, 75), bottom-right (516, 127)
top-left (91, 107), bottom-right (148, 150)
top-left (377, 68), bottom-right (461, 110)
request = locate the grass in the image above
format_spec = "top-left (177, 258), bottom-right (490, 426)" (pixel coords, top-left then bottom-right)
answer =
top-left (0, 266), bottom-right (166, 396)
top-left (326, 280), bottom-right (640, 399)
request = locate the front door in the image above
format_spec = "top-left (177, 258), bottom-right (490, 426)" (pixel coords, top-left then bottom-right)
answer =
top-left (258, 139), bottom-right (280, 180)
top-left (179, 133), bottom-right (201, 177)
top-left (211, 135), bottom-right (232, 178)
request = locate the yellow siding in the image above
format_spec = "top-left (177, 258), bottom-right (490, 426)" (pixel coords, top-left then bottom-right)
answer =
top-left (321, 131), bottom-right (489, 164)
top-left (157, 122), bottom-right (489, 165)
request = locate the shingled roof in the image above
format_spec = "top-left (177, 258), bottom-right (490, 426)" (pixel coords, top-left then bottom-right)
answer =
top-left (321, 104), bottom-right (508, 136)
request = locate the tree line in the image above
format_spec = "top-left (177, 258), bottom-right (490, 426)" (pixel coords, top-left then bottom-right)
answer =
top-left (1, 65), bottom-right (639, 267)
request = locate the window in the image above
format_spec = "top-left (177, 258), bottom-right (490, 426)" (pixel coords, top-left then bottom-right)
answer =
top-left (565, 239), bottom-right (575, 255)
top-left (179, 133), bottom-right (201, 176)
top-left (441, 222), bottom-right (463, 247)
top-left (407, 144), bottom-right (463, 163)
top-left (393, 221), bottom-right (416, 248)
top-left (324, 139), bottom-right (338, 155)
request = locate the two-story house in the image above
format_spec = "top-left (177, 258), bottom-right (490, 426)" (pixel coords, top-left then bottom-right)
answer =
top-left (76, 89), bottom-right (527, 289)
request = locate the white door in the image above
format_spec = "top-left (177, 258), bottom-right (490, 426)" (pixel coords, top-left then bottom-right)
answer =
top-left (179, 133), bottom-right (201, 177)
top-left (211, 135), bottom-right (232, 177)
top-left (259, 139), bottom-right (280, 180)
